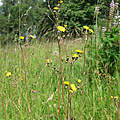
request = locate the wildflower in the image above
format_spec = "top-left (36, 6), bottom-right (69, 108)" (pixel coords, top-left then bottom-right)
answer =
top-left (53, 7), bottom-right (59, 10)
top-left (111, 96), bottom-right (119, 100)
top-left (64, 24), bottom-right (67, 28)
top-left (30, 35), bottom-right (34, 39)
top-left (57, 26), bottom-right (66, 32)
top-left (64, 81), bottom-right (70, 86)
top-left (46, 59), bottom-right (52, 64)
top-left (75, 49), bottom-right (83, 54)
top-left (5, 71), bottom-right (11, 77)
top-left (72, 54), bottom-right (79, 61)
top-left (69, 90), bottom-right (73, 93)
top-left (89, 29), bottom-right (94, 33)
top-left (83, 26), bottom-right (89, 30)
top-left (70, 84), bottom-right (77, 92)
top-left (77, 79), bottom-right (81, 83)
top-left (111, 96), bottom-right (113, 99)
top-left (59, 0), bottom-right (63, 4)
top-left (19, 36), bottom-right (24, 40)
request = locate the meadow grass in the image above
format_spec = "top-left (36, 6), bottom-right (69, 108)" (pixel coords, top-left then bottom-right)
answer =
top-left (0, 40), bottom-right (119, 120)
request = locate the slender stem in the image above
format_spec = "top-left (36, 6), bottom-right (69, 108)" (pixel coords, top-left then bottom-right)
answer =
top-left (58, 39), bottom-right (66, 119)
top-left (83, 47), bottom-right (85, 96)
top-left (0, 94), bottom-right (7, 120)
top-left (20, 45), bottom-right (33, 119)
top-left (67, 63), bottom-right (72, 120)
top-left (117, 101), bottom-right (120, 120)
top-left (55, 71), bottom-right (61, 120)
top-left (83, 30), bottom-right (87, 96)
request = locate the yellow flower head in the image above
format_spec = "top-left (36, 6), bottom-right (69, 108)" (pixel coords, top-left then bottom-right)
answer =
top-left (59, 0), bottom-right (63, 4)
top-left (69, 90), bottom-right (73, 93)
top-left (5, 72), bottom-right (11, 77)
top-left (64, 25), bottom-right (67, 28)
top-left (111, 96), bottom-right (113, 99)
top-left (30, 35), bottom-right (34, 39)
top-left (72, 54), bottom-right (79, 61)
top-left (46, 59), bottom-right (52, 64)
top-left (57, 26), bottom-right (66, 32)
top-left (89, 29), bottom-right (94, 33)
top-left (77, 79), bottom-right (81, 83)
top-left (75, 49), bottom-right (83, 54)
top-left (83, 26), bottom-right (89, 30)
top-left (53, 7), bottom-right (59, 10)
top-left (19, 36), bottom-right (24, 40)
top-left (70, 84), bottom-right (77, 92)
top-left (64, 81), bottom-right (70, 86)
top-left (72, 54), bottom-right (79, 58)
top-left (111, 96), bottom-right (119, 100)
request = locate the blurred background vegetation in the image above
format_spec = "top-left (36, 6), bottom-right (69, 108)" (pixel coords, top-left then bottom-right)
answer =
top-left (0, 0), bottom-right (117, 45)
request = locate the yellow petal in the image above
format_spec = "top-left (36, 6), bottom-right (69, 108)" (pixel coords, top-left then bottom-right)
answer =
top-left (89, 29), bottom-right (94, 33)
top-left (70, 84), bottom-right (77, 92)
top-left (19, 36), bottom-right (24, 40)
top-left (57, 26), bottom-right (66, 32)
top-left (59, 0), bottom-right (63, 4)
top-left (53, 7), bottom-right (59, 10)
top-left (72, 54), bottom-right (79, 58)
top-left (77, 79), bottom-right (81, 83)
top-left (75, 49), bottom-right (83, 54)
top-left (30, 35), bottom-right (34, 39)
top-left (64, 81), bottom-right (70, 86)
top-left (83, 26), bottom-right (89, 30)
top-left (6, 72), bottom-right (11, 77)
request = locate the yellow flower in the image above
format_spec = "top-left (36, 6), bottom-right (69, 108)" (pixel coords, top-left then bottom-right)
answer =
top-left (89, 29), bottom-right (94, 33)
top-left (19, 36), bottom-right (24, 40)
top-left (46, 59), bottom-right (52, 64)
top-left (111, 96), bottom-right (119, 100)
top-left (77, 79), bottom-right (81, 83)
top-left (72, 54), bottom-right (79, 58)
top-left (64, 81), bottom-right (70, 86)
top-left (83, 26), bottom-right (89, 30)
top-left (64, 25), bottom-right (67, 28)
top-left (53, 7), bottom-right (59, 10)
top-left (111, 96), bottom-right (113, 99)
top-left (57, 26), bottom-right (66, 32)
top-left (69, 90), bottom-right (73, 93)
top-left (75, 49), bottom-right (83, 54)
top-left (72, 54), bottom-right (79, 61)
top-left (30, 35), bottom-right (34, 39)
top-left (59, 0), bottom-right (63, 4)
top-left (70, 84), bottom-right (77, 92)
top-left (5, 72), bottom-right (11, 77)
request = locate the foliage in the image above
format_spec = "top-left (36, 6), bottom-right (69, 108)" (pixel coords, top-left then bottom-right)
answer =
top-left (97, 27), bottom-right (120, 76)
top-left (0, 0), bottom-right (114, 44)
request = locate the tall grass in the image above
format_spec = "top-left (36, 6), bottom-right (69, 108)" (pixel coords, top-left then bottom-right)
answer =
top-left (0, 39), bottom-right (119, 119)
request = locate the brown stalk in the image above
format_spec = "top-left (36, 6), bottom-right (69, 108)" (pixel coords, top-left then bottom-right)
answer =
top-left (83, 30), bottom-right (87, 96)
top-left (58, 39), bottom-right (66, 119)
top-left (20, 45), bottom-right (33, 119)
